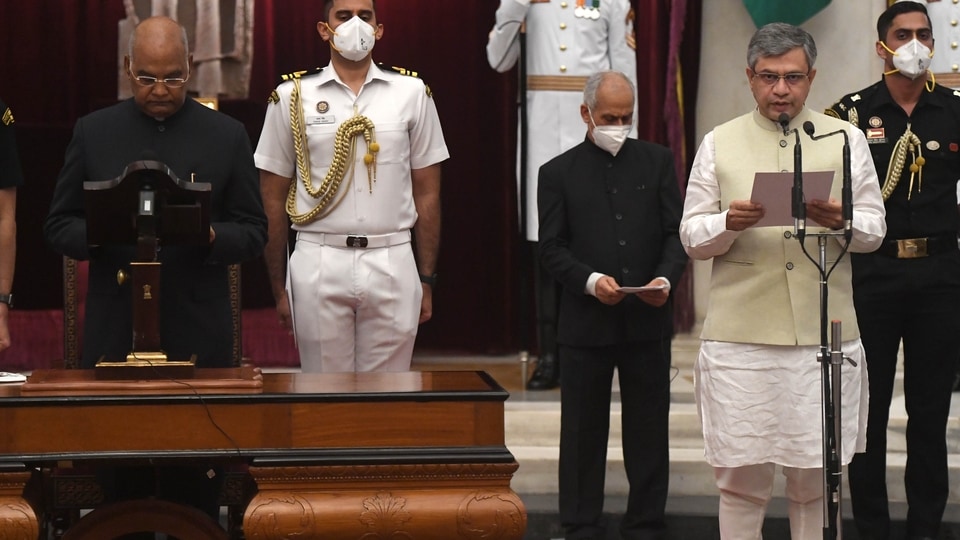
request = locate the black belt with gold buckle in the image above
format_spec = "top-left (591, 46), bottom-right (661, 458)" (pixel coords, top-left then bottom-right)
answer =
top-left (877, 233), bottom-right (957, 259)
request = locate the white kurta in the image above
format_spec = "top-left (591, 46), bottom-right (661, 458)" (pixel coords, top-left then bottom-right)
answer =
top-left (487, 0), bottom-right (637, 240)
top-left (680, 111), bottom-right (887, 468)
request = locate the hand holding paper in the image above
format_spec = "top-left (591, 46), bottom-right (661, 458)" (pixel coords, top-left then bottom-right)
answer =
top-left (616, 284), bottom-right (668, 293)
top-left (726, 200), bottom-right (765, 231)
top-left (617, 278), bottom-right (670, 308)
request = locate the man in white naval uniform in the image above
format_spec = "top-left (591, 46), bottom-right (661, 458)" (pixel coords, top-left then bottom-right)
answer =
top-left (256, 0), bottom-right (449, 373)
top-left (487, 0), bottom-right (638, 389)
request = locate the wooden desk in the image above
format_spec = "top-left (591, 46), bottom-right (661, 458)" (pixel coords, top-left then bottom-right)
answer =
top-left (0, 370), bottom-right (526, 539)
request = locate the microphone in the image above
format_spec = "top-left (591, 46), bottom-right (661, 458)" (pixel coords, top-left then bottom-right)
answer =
top-left (803, 121), bottom-right (853, 241)
top-left (777, 112), bottom-right (790, 136)
top-left (778, 113), bottom-right (805, 241)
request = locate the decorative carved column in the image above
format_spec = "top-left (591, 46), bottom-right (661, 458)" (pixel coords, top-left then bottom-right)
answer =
top-left (0, 470), bottom-right (39, 540)
top-left (244, 462), bottom-right (526, 540)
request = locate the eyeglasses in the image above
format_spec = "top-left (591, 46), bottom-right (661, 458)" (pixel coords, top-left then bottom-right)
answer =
top-left (752, 71), bottom-right (809, 86)
top-left (128, 68), bottom-right (189, 88)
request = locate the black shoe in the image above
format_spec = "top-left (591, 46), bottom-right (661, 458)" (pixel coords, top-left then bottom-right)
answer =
top-left (526, 353), bottom-right (559, 390)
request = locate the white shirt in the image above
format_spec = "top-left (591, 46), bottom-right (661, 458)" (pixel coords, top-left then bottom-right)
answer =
top-left (255, 63), bottom-right (449, 234)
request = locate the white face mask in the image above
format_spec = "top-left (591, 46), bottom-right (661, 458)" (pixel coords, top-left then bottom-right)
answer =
top-left (884, 39), bottom-right (933, 80)
top-left (588, 109), bottom-right (631, 156)
top-left (328, 16), bottom-right (376, 62)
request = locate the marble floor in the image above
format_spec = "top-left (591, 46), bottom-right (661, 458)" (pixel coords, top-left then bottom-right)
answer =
top-left (410, 331), bottom-right (960, 533)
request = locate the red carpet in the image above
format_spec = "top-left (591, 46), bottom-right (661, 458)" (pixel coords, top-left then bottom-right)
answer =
top-left (0, 308), bottom-right (300, 372)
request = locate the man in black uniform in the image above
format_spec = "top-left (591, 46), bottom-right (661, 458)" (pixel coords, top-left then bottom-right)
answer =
top-left (0, 98), bottom-right (23, 352)
top-left (826, 3), bottom-right (960, 539)
top-left (43, 16), bottom-right (267, 530)
top-left (45, 16), bottom-right (267, 368)
top-left (538, 70), bottom-right (686, 540)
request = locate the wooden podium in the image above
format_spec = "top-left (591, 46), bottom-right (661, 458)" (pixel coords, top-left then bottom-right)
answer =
top-left (83, 160), bottom-right (211, 377)
top-left (0, 370), bottom-right (526, 539)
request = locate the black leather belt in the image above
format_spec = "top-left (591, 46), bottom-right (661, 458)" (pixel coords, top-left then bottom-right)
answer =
top-left (295, 230), bottom-right (412, 249)
top-left (876, 233), bottom-right (958, 258)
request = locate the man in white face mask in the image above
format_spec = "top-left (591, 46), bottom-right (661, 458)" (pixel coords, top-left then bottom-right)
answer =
top-left (486, 0), bottom-right (639, 391)
top-left (896, 0), bottom-right (960, 77)
top-left (683, 22), bottom-right (885, 540)
top-left (537, 70), bottom-right (687, 540)
top-left (255, 0), bottom-right (450, 373)
top-left (826, 3), bottom-right (960, 539)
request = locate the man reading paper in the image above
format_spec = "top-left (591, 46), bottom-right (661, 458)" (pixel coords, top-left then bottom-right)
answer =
top-left (679, 22), bottom-right (886, 538)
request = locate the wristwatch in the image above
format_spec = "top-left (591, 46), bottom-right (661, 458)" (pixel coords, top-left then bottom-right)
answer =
top-left (419, 273), bottom-right (438, 287)
top-left (0, 293), bottom-right (14, 309)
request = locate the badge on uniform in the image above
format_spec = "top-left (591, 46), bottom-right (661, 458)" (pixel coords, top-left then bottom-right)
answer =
top-left (866, 127), bottom-right (886, 144)
top-left (575, 0), bottom-right (600, 19)
top-left (307, 115), bottom-right (336, 125)
top-left (316, 101), bottom-right (330, 114)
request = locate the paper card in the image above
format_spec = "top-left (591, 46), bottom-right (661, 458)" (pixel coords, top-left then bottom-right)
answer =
top-left (749, 171), bottom-right (835, 227)
top-left (616, 285), bottom-right (668, 293)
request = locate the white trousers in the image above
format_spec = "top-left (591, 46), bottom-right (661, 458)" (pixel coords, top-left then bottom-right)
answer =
top-left (715, 464), bottom-right (823, 540)
top-left (288, 236), bottom-right (421, 372)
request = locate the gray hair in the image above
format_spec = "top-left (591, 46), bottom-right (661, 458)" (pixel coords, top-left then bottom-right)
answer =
top-left (582, 71), bottom-right (636, 110)
top-left (747, 22), bottom-right (817, 71)
top-left (127, 19), bottom-right (190, 66)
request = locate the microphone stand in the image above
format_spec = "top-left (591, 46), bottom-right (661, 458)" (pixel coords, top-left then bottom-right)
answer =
top-left (780, 113), bottom-right (806, 242)
top-left (800, 121), bottom-right (856, 540)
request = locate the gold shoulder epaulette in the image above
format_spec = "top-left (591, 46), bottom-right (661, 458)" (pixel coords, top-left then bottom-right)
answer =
top-left (381, 64), bottom-right (433, 98)
top-left (267, 67), bottom-right (324, 105)
top-left (384, 64), bottom-right (420, 78)
top-left (279, 66), bottom-right (323, 84)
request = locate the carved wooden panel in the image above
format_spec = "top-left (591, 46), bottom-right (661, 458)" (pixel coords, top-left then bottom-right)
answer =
top-left (0, 471), bottom-right (38, 540)
top-left (244, 462), bottom-right (525, 540)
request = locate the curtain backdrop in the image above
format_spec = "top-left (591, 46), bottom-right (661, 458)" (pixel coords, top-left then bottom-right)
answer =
top-left (0, 1), bottom-right (700, 361)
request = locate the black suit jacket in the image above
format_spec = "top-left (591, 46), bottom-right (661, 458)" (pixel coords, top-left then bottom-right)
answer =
top-left (538, 138), bottom-right (687, 347)
top-left (44, 99), bottom-right (268, 367)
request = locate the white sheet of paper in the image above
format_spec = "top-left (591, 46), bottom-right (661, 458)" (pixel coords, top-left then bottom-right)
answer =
top-left (0, 372), bottom-right (26, 383)
top-left (749, 171), bottom-right (835, 227)
top-left (616, 284), bottom-right (668, 293)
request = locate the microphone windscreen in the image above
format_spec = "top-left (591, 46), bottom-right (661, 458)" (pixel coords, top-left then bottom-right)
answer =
top-left (802, 121), bottom-right (816, 137)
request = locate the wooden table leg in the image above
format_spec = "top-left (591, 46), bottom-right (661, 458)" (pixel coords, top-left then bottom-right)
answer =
top-left (0, 470), bottom-right (39, 540)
